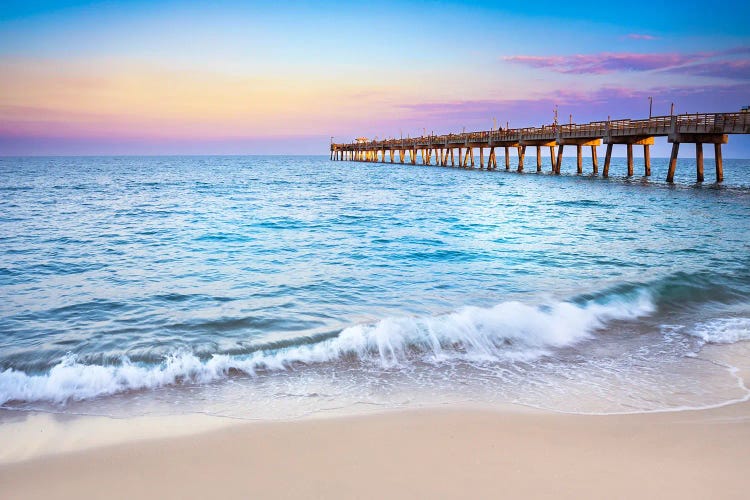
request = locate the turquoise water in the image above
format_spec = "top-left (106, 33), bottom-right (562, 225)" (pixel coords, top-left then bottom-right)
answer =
top-left (1, 155), bottom-right (750, 418)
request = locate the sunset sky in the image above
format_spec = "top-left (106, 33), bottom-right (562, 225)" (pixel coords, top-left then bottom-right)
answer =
top-left (1, 0), bottom-right (749, 155)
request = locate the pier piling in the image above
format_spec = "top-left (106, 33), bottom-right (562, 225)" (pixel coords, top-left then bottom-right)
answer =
top-left (536, 146), bottom-right (542, 172)
top-left (550, 147), bottom-right (556, 173)
top-left (627, 144), bottom-right (634, 177)
top-left (667, 143), bottom-right (680, 183)
top-left (591, 146), bottom-right (599, 174)
top-left (603, 144), bottom-right (613, 177)
top-left (715, 143), bottom-right (723, 182)
top-left (555, 145), bottom-right (564, 174)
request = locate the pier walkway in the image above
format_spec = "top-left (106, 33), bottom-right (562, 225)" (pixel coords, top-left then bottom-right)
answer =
top-left (330, 112), bottom-right (750, 182)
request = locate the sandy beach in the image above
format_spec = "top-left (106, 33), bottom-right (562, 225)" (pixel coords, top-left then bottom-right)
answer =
top-left (1, 401), bottom-right (749, 500)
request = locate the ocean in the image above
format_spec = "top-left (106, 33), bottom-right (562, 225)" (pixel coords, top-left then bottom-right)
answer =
top-left (1, 154), bottom-right (750, 420)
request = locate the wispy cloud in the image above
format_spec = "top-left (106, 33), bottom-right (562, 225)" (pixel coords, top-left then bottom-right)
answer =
top-left (502, 47), bottom-right (750, 80)
top-left (503, 53), bottom-right (693, 74)
top-left (625, 33), bottom-right (658, 40)
top-left (667, 59), bottom-right (750, 80)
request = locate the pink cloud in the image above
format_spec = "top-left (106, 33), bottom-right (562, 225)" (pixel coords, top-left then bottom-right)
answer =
top-left (4, 84), bottom-right (749, 155)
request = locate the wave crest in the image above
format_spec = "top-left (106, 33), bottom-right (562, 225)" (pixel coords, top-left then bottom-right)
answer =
top-left (0, 292), bottom-right (655, 405)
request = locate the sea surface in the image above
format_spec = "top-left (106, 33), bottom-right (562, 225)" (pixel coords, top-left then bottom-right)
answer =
top-left (1, 154), bottom-right (750, 420)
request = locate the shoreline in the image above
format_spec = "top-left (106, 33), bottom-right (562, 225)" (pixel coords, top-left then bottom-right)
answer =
top-left (2, 400), bottom-right (750, 499)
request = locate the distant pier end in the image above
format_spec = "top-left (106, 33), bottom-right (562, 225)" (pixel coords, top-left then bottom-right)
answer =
top-left (331, 112), bottom-right (750, 183)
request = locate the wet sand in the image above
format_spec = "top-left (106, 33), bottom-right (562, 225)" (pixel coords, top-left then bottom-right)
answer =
top-left (1, 402), bottom-right (749, 499)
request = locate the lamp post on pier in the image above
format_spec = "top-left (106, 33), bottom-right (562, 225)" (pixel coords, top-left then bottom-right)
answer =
top-left (648, 96), bottom-right (653, 118)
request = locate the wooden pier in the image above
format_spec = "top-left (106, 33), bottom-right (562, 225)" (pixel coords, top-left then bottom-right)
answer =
top-left (330, 112), bottom-right (750, 182)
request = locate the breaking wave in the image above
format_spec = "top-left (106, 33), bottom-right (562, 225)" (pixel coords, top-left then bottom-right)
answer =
top-left (690, 317), bottom-right (750, 344)
top-left (0, 291), bottom-right (655, 405)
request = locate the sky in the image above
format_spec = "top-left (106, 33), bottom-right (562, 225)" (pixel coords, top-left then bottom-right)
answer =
top-left (1, 0), bottom-right (749, 156)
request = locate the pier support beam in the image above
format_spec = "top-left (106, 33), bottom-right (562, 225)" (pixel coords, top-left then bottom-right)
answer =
top-left (555, 145), bottom-right (564, 174)
top-left (451, 148), bottom-right (455, 167)
top-left (591, 146), bottom-right (598, 174)
top-left (627, 144), bottom-right (634, 177)
top-left (480, 147), bottom-right (485, 169)
top-left (550, 147), bottom-right (556, 173)
top-left (576, 145), bottom-right (583, 174)
top-left (644, 145), bottom-right (651, 176)
top-left (696, 143), bottom-right (704, 182)
top-left (603, 143), bottom-right (613, 177)
top-left (536, 146), bottom-right (542, 172)
top-left (715, 143), bottom-right (723, 183)
top-left (667, 143), bottom-right (680, 183)
top-left (505, 147), bottom-right (510, 170)
top-left (489, 147), bottom-right (496, 170)
top-left (517, 146), bottom-right (525, 172)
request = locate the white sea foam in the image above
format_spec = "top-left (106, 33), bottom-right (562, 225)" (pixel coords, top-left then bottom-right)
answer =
top-left (0, 292), bottom-right (655, 405)
top-left (690, 317), bottom-right (750, 344)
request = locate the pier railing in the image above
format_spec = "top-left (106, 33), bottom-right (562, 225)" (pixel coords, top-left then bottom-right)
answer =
top-left (333, 111), bottom-right (749, 150)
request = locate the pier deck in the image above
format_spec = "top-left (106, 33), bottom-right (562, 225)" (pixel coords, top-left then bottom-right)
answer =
top-left (331, 111), bottom-right (750, 182)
